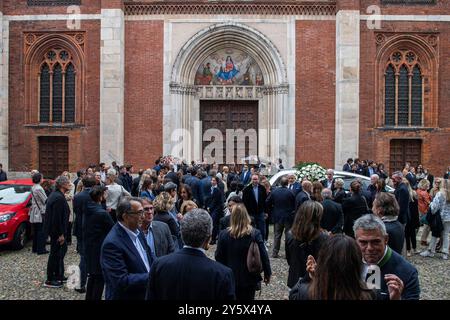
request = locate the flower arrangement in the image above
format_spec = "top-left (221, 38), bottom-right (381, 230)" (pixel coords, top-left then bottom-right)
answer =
top-left (294, 162), bottom-right (326, 182)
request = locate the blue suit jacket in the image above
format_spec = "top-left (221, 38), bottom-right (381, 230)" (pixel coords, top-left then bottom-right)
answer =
top-left (101, 223), bottom-right (156, 300)
top-left (288, 182), bottom-right (302, 196)
top-left (266, 186), bottom-right (296, 224)
top-left (240, 170), bottom-right (251, 185)
top-left (146, 247), bottom-right (235, 300)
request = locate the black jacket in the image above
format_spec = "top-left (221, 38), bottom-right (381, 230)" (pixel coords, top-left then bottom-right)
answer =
top-left (265, 186), bottom-right (296, 224)
top-left (153, 211), bottom-right (179, 241)
top-left (215, 229), bottom-right (271, 289)
top-left (0, 170), bottom-right (7, 182)
top-left (295, 191), bottom-right (311, 212)
top-left (333, 189), bottom-right (347, 204)
top-left (73, 188), bottom-right (92, 240)
top-left (147, 247), bottom-right (235, 300)
top-left (285, 231), bottom-right (328, 288)
top-left (320, 178), bottom-right (336, 192)
top-left (394, 183), bottom-right (410, 224)
top-left (321, 199), bottom-right (344, 234)
top-left (131, 176), bottom-right (141, 197)
top-left (383, 219), bottom-right (405, 254)
top-left (342, 193), bottom-right (369, 238)
top-left (83, 201), bottom-right (115, 274)
top-left (43, 190), bottom-right (70, 238)
top-left (242, 184), bottom-right (267, 216)
top-left (206, 187), bottom-right (224, 217)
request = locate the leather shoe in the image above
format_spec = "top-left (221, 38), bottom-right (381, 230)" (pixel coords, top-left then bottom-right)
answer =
top-left (271, 253), bottom-right (279, 258)
top-left (75, 287), bottom-right (86, 294)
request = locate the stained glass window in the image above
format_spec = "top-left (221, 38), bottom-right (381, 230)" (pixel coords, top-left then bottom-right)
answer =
top-left (39, 64), bottom-right (50, 123)
top-left (65, 63), bottom-right (76, 123)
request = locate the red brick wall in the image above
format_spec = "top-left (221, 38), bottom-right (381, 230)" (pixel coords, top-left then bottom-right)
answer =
top-left (124, 20), bottom-right (163, 169)
top-left (3, 0), bottom-right (101, 15)
top-left (295, 20), bottom-right (336, 168)
top-left (8, 20), bottom-right (101, 172)
top-left (360, 20), bottom-right (450, 176)
top-left (360, 0), bottom-right (450, 15)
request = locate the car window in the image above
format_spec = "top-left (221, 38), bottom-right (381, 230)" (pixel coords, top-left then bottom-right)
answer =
top-left (0, 185), bottom-right (32, 205)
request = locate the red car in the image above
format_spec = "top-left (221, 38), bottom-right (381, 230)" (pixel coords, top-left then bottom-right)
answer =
top-left (0, 179), bottom-right (34, 250)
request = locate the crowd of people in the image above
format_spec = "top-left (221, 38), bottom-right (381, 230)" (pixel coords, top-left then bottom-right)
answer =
top-left (12, 157), bottom-right (450, 300)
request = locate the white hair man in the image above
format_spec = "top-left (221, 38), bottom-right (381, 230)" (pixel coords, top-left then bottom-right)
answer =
top-left (353, 214), bottom-right (419, 300)
top-left (321, 169), bottom-right (336, 192)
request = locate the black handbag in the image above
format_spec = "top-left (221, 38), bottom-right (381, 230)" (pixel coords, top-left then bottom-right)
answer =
top-left (426, 207), bottom-right (443, 238)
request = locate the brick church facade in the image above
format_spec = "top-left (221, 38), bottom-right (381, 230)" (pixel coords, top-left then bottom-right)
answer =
top-left (0, 0), bottom-right (449, 178)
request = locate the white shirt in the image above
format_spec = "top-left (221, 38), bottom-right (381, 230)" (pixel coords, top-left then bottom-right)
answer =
top-left (118, 222), bottom-right (150, 272)
top-left (106, 183), bottom-right (130, 210)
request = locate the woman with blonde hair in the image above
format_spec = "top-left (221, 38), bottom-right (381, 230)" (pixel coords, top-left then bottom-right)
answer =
top-left (421, 179), bottom-right (450, 260)
top-left (154, 191), bottom-right (180, 245)
top-left (417, 179), bottom-right (432, 246)
top-left (215, 203), bottom-right (271, 300)
top-left (180, 200), bottom-right (198, 215)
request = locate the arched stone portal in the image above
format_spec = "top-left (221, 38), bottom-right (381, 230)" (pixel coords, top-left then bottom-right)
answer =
top-left (167, 22), bottom-right (293, 166)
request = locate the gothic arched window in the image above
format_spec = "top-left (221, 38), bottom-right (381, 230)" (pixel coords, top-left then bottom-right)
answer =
top-left (38, 49), bottom-right (77, 124)
top-left (384, 50), bottom-right (423, 127)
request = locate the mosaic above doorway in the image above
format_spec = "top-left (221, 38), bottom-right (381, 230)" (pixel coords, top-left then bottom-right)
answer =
top-left (194, 48), bottom-right (265, 86)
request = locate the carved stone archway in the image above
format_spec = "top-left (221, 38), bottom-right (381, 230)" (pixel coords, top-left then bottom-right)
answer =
top-left (167, 22), bottom-right (293, 165)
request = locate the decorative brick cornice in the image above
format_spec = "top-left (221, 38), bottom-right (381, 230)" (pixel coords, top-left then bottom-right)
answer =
top-left (125, 1), bottom-right (336, 16)
top-left (24, 31), bottom-right (86, 56)
top-left (27, 0), bottom-right (81, 6)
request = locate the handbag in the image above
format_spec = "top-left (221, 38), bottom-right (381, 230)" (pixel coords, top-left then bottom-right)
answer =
top-left (426, 207), bottom-right (443, 238)
top-left (362, 196), bottom-right (373, 215)
top-left (246, 229), bottom-right (263, 274)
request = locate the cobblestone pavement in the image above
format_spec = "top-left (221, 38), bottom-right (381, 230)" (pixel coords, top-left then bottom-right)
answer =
top-left (0, 228), bottom-right (448, 300)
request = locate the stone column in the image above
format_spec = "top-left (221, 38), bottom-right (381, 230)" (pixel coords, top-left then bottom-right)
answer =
top-left (335, 9), bottom-right (360, 169)
top-left (0, 11), bottom-right (9, 171)
top-left (100, 8), bottom-right (125, 165)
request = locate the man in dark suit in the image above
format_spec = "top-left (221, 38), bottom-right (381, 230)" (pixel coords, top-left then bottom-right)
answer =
top-left (320, 189), bottom-right (344, 234)
top-left (83, 186), bottom-right (115, 300)
top-left (118, 166), bottom-right (131, 192)
top-left (320, 169), bottom-right (336, 192)
top-left (242, 174), bottom-right (268, 240)
top-left (392, 171), bottom-right (410, 226)
top-left (146, 209), bottom-right (235, 300)
top-left (100, 197), bottom-right (156, 300)
top-left (73, 174), bottom-right (97, 293)
top-left (186, 168), bottom-right (201, 204)
top-left (141, 198), bottom-right (175, 257)
top-left (207, 176), bottom-right (224, 245)
top-left (200, 170), bottom-right (217, 208)
top-left (287, 174), bottom-right (302, 196)
top-left (367, 174), bottom-right (379, 204)
top-left (43, 175), bottom-right (72, 288)
top-left (266, 177), bottom-right (296, 258)
top-left (405, 168), bottom-right (418, 190)
top-left (165, 165), bottom-right (180, 188)
top-left (240, 164), bottom-right (251, 185)
top-left (131, 169), bottom-right (144, 197)
top-left (342, 158), bottom-right (353, 172)
top-left (295, 180), bottom-right (312, 211)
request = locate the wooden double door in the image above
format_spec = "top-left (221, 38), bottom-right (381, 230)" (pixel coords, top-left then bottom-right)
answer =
top-left (200, 100), bottom-right (258, 165)
top-left (39, 136), bottom-right (69, 179)
top-left (389, 139), bottom-right (422, 174)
